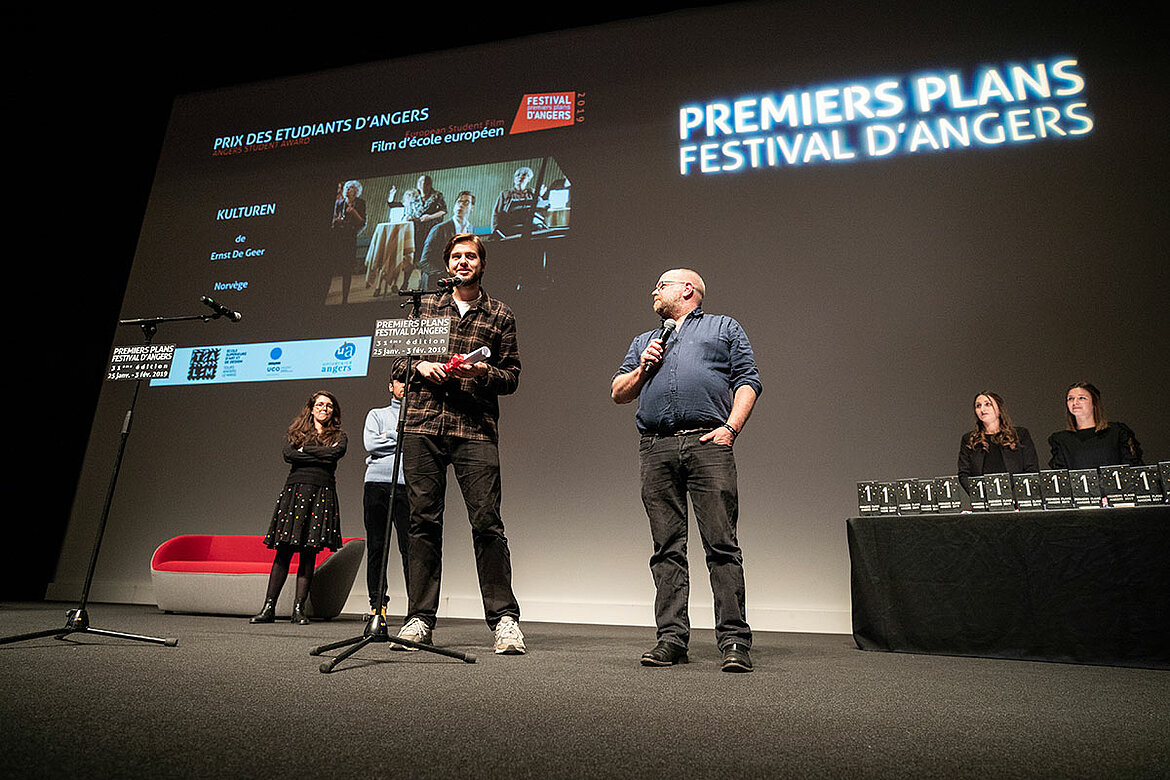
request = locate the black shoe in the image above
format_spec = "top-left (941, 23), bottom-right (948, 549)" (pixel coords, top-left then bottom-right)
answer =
top-left (291, 601), bottom-right (310, 625)
top-left (721, 643), bottom-right (753, 673)
top-left (640, 641), bottom-right (688, 667)
top-left (249, 599), bottom-right (276, 624)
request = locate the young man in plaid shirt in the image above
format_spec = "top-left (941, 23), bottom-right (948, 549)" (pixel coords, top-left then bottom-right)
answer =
top-left (392, 233), bottom-right (526, 654)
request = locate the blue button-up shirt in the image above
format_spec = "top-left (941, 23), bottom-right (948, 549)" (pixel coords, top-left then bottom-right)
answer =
top-left (614, 307), bottom-right (762, 435)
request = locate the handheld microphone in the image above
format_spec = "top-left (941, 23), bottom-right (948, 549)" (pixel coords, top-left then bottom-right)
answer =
top-left (201, 295), bottom-right (243, 322)
top-left (644, 319), bottom-right (675, 375)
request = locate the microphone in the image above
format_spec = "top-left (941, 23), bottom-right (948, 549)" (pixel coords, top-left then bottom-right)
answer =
top-left (435, 277), bottom-right (463, 290)
top-left (201, 295), bottom-right (243, 322)
top-left (644, 319), bottom-right (675, 375)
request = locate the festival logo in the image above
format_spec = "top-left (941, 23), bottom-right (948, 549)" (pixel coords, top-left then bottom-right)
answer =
top-left (510, 92), bottom-right (579, 135)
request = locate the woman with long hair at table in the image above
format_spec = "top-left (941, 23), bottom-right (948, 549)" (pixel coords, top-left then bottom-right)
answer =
top-left (1047, 382), bottom-right (1143, 469)
top-left (407, 173), bottom-right (446, 259)
top-left (957, 391), bottom-right (1039, 490)
top-left (250, 390), bottom-right (347, 625)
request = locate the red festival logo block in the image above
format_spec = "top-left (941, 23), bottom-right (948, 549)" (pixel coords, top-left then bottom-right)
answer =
top-left (510, 92), bottom-right (577, 134)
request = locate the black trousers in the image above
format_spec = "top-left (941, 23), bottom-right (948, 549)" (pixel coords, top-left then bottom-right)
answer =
top-left (362, 481), bottom-right (411, 610)
top-left (639, 432), bottom-right (752, 650)
top-left (402, 432), bottom-right (520, 630)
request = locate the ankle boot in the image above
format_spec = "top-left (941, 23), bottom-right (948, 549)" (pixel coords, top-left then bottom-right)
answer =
top-left (249, 599), bottom-right (276, 624)
top-left (291, 600), bottom-right (310, 625)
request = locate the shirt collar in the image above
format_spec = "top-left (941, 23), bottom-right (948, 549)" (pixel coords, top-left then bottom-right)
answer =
top-left (440, 288), bottom-right (488, 312)
top-left (676, 305), bottom-right (704, 326)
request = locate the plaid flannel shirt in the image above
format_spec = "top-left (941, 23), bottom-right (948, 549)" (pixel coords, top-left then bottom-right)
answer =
top-left (395, 289), bottom-right (521, 442)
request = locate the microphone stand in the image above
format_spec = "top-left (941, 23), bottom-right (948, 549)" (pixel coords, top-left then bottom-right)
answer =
top-left (1, 309), bottom-right (229, 648)
top-left (310, 285), bottom-right (476, 672)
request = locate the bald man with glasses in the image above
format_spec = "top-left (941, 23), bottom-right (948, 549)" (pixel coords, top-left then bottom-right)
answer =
top-left (611, 269), bottom-right (762, 673)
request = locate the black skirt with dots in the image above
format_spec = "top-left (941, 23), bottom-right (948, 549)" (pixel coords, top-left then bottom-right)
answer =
top-left (263, 482), bottom-right (342, 551)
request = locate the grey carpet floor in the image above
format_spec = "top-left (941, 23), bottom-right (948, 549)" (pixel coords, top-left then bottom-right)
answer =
top-left (1, 602), bottom-right (1167, 779)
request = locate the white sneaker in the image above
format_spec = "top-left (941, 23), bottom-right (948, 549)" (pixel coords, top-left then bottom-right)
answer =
top-left (390, 617), bottom-right (432, 651)
top-left (493, 616), bottom-right (526, 655)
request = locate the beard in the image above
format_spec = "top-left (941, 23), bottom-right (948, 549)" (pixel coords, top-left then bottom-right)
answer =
top-left (452, 266), bottom-right (484, 287)
top-left (653, 298), bottom-right (675, 319)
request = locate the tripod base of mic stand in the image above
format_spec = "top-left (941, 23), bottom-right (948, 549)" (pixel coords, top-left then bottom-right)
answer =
top-left (309, 615), bottom-right (476, 672)
top-left (0, 607), bottom-right (178, 647)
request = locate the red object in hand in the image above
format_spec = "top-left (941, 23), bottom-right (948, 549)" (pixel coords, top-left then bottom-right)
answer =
top-left (442, 345), bottom-right (491, 372)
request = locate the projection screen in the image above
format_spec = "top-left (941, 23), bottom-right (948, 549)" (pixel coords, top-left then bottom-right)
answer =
top-left (54, 0), bottom-right (1168, 633)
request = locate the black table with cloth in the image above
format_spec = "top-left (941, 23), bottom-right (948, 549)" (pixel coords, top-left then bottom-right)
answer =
top-left (847, 507), bottom-right (1170, 669)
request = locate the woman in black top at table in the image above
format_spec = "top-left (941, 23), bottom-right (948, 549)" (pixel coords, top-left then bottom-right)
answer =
top-left (250, 391), bottom-right (348, 625)
top-left (957, 391), bottom-right (1039, 490)
top-left (1047, 382), bottom-right (1143, 469)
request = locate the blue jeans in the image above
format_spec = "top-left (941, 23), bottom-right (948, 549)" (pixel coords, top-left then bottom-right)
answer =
top-left (639, 432), bottom-right (752, 650)
top-left (402, 433), bottom-right (519, 629)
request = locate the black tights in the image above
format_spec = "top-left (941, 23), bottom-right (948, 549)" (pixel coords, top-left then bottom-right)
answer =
top-left (263, 545), bottom-right (317, 603)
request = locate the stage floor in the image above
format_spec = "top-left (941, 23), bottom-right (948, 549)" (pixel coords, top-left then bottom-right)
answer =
top-left (2, 602), bottom-right (1168, 778)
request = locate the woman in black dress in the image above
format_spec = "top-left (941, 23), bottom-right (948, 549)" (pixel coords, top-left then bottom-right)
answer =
top-left (957, 391), bottom-right (1039, 490)
top-left (330, 180), bottom-right (367, 304)
top-left (250, 390), bottom-right (348, 625)
top-left (1047, 382), bottom-right (1143, 469)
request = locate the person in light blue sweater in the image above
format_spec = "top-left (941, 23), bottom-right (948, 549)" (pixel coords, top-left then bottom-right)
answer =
top-left (363, 379), bottom-right (410, 620)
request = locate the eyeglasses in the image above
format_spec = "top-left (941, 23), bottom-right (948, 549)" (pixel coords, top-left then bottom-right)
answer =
top-left (654, 280), bottom-right (689, 292)
top-left (313, 401), bottom-right (334, 410)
